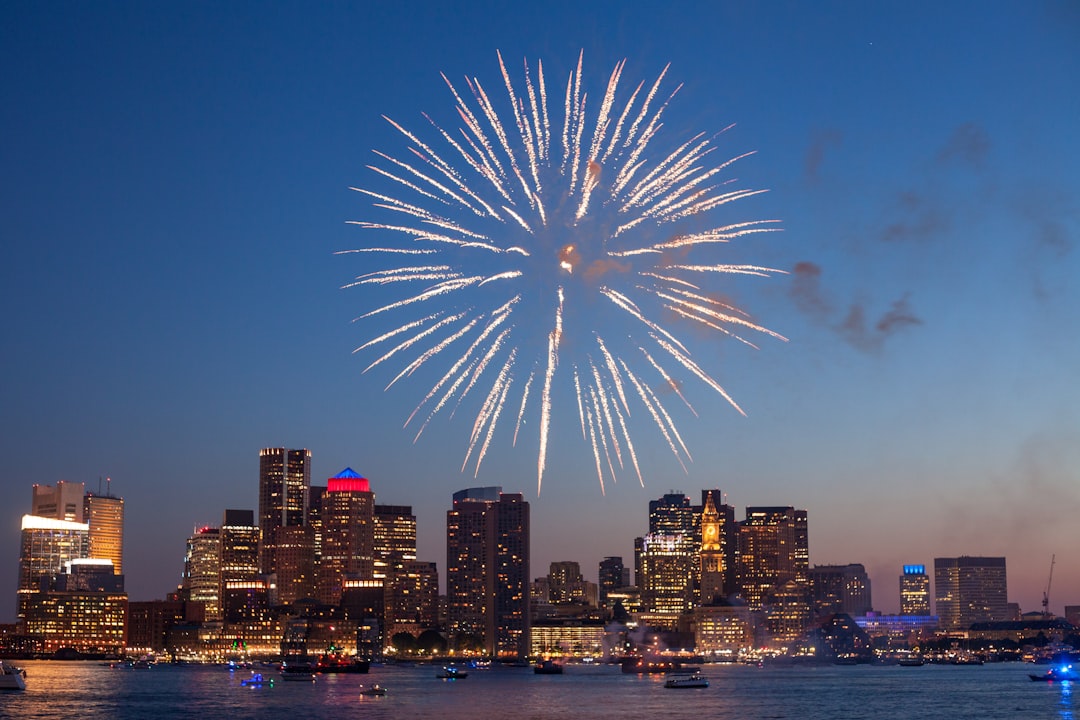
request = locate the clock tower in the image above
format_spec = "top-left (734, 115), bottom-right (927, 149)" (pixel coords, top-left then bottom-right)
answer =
top-left (699, 491), bottom-right (725, 604)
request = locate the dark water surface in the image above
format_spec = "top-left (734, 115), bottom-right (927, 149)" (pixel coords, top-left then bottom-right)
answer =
top-left (0, 660), bottom-right (1074, 720)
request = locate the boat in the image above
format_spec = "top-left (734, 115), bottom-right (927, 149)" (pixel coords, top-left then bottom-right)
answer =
top-left (898, 656), bottom-right (925, 667)
top-left (534, 659), bottom-right (564, 674)
top-left (360, 684), bottom-right (387, 696)
top-left (436, 665), bottom-right (468, 679)
top-left (0, 662), bottom-right (26, 691)
top-left (621, 656), bottom-right (698, 674)
top-left (1030, 664), bottom-right (1080, 682)
top-left (665, 673), bottom-right (710, 689)
top-left (240, 672), bottom-right (274, 687)
top-left (314, 653), bottom-right (370, 674)
top-left (280, 662), bottom-right (316, 682)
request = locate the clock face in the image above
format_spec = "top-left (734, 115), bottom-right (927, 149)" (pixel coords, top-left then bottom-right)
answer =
top-left (704, 524), bottom-right (717, 539)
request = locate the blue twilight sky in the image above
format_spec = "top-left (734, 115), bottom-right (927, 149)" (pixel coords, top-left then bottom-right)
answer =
top-left (2, 1), bottom-right (1078, 623)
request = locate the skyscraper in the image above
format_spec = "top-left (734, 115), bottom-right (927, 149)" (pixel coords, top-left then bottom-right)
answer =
top-left (446, 487), bottom-right (530, 659)
top-left (637, 492), bottom-right (698, 617)
top-left (32, 481), bottom-right (85, 521)
top-left (737, 506), bottom-right (809, 611)
top-left (374, 504), bottom-right (421, 634)
top-left (219, 509), bottom-right (260, 621)
top-left (900, 564), bottom-right (931, 616)
top-left (84, 488), bottom-right (124, 574)
top-left (598, 556), bottom-right (628, 605)
top-left (17, 514), bottom-right (90, 626)
top-left (934, 556), bottom-right (1008, 630)
top-left (258, 447), bottom-right (311, 575)
top-left (182, 526), bottom-right (222, 621)
top-left (809, 564), bottom-right (872, 618)
top-left (317, 468), bottom-right (374, 606)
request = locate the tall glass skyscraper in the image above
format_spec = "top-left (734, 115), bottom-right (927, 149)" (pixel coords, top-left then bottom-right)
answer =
top-left (258, 447), bottom-right (311, 575)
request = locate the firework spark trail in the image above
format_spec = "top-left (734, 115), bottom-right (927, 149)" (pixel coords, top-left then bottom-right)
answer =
top-left (346, 53), bottom-right (785, 493)
top-left (512, 370), bottom-right (535, 447)
top-left (537, 287), bottom-right (564, 494)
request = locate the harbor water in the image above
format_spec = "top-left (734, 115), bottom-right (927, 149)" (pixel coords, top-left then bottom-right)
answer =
top-left (0, 659), bottom-right (1074, 720)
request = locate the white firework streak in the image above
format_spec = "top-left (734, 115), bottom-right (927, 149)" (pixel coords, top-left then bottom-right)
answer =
top-left (345, 53), bottom-right (784, 493)
top-left (512, 369), bottom-right (535, 447)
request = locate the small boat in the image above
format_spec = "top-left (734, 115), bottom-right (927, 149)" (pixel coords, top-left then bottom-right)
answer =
top-left (280, 662), bottom-right (316, 682)
top-left (241, 672), bottom-right (274, 687)
top-left (665, 673), bottom-right (709, 689)
top-left (314, 653), bottom-right (370, 674)
top-left (534, 659), bottom-right (564, 675)
top-left (360, 684), bottom-right (387, 696)
top-left (0, 662), bottom-right (26, 691)
top-left (898, 657), bottom-right (925, 667)
top-left (436, 666), bottom-right (468, 679)
top-left (1030, 664), bottom-right (1080, 682)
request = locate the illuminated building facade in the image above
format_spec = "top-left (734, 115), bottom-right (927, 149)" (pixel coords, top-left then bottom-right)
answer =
top-left (900, 564), bottom-right (931, 616)
top-left (271, 525), bottom-right (315, 605)
top-left (219, 509), bottom-right (260, 617)
top-left (934, 556), bottom-right (1009, 631)
top-left (694, 602), bottom-right (754, 654)
top-left (84, 490), bottom-right (124, 574)
top-left (639, 533), bottom-right (695, 618)
top-left (810, 564), bottom-right (872, 618)
top-left (17, 515), bottom-right (90, 626)
top-left (182, 526), bottom-right (221, 621)
top-left (317, 469), bottom-right (375, 605)
top-left (737, 506), bottom-right (809, 611)
top-left (374, 504), bottom-right (425, 635)
top-left (699, 492), bottom-right (725, 605)
top-left (548, 561), bottom-right (583, 605)
top-left (446, 487), bottom-right (530, 658)
top-left (258, 448), bottom-right (311, 575)
top-left (598, 556), bottom-right (629, 605)
top-left (530, 619), bottom-right (607, 657)
top-left (385, 560), bottom-right (439, 637)
top-left (21, 559), bottom-right (127, 655)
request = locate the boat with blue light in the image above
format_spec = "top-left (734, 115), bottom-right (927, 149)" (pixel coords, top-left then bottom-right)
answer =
top-left (1030, 664), bottom-right (1080, 682)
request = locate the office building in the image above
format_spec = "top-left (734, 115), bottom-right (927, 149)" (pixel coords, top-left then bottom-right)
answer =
top-left (32, 481), bottom-right (85, 521)
top-left (84, 489), bottom-right (124, 574)
top-left (637, 492), bottom-right (698, 618)
top-left (17, 514), bottom-right (90, 626)
top-left (271, 525), bottom-right (316, 605)
top-left (219, 509), bottom-right (260, 619)
top-left (810, 564), bottom-right (872, 618)
top-left (446, 487), bottom-right (530, 659)
top-left (934, 556), bottom-right (1009, 631)
top-left (181, 526), bottom-right (221, 621)
top-left (900, 564), bottom-right (931, 616)
top-left (258, 447), bottom-right (311, 575)
top-left (598, 556), bottom-right (629, 605)
top-left (737, 506), bottom-right (809, 611)
top-left (21, 559), bottom-right (126, 655)
top-left (317, 468), bottom-right (374, 606)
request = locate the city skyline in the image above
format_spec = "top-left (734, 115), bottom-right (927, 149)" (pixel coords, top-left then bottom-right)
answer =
top-left (2, 3), bottom-right (1078, 624)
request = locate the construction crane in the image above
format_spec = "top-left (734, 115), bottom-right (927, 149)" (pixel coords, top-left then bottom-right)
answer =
top-left (1042, 554), bottom-right (1056, 619)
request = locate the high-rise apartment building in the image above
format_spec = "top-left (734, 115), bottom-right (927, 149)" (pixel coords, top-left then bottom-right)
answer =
top-left (317, 468), bottom-right (375, 606)
top-left (446, 487), bottom-right (530, 659)
top-left (547, 561), bottom-right (583, 605)
top-left (84, 489), bottom-right (124, 574)
top-left (900, 564), bottom-right (931, 616)
top-left (374, 504), bottom-right (422, 634)
top-left (934, 556), bottom-right (1008, 631)
top-left (258, 447), bottom-right (311, 575)
top-left (182, 526), bottom-right (222, 621)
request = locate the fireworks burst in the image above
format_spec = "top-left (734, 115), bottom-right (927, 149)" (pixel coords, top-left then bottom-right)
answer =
top-left (342, 52), bottom-right (786, 494)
